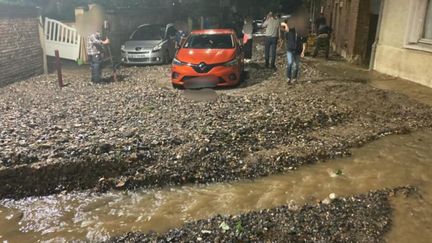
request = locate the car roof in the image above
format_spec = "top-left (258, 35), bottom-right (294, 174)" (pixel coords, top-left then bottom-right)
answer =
top-left (191, 29), bottom-right (235, 35)
top-left (136, 23), bottom-right (172, 29)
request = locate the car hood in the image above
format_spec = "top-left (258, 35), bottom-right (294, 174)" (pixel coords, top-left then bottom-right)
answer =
top-left (176, 48), bottom-right (236, 64)
top-left (123, 40), bottom-right (163, 51)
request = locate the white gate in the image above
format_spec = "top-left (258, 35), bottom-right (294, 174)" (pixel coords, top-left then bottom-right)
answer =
top-left (44, 18), bottom-right (81, 61)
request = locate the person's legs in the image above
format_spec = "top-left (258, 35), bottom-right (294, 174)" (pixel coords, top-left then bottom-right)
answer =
top-left (270, 37), bottom-right (277, 68)
top-left (91, 55), bottom-right (102, 83)
top-left (248, 38), bottom-right (253, 59)
top-left (286, 51), bottom-right (294, 80)
top-left (313, 37), bottom-right (322, 57)
top-left (245, 39), bottom-right (252, 59)
top-left (292, 54), bottom-right (301, 80)
top-left (98, 55), bottom-right (103, 79)
top-left (88, 55), bottom-right (95, 82)
top-left (324, 37), bottom-right (330, 59)
top-left (264, 37), bottom-right (271, 67)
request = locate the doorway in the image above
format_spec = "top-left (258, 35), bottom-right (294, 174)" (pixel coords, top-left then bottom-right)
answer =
top-left (365, 0), bottom-right (382, 65)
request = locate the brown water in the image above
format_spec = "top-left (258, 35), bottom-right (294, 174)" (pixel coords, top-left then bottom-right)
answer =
top-left (0, 130), bottom-right (431, 242)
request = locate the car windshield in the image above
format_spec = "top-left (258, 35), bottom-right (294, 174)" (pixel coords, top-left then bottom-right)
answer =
top-left (130, 25), bottom-right (164, 41)
top-left (184, 34), bottom-right (234, 49)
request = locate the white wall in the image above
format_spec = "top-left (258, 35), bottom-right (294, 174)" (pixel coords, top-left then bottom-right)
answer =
top-left (374, 0), bottom-right (432, 88)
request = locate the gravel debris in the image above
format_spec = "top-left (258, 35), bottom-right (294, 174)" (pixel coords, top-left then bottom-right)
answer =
top-left (110, 187), bottom-right (418, 243)
top-left (0, 47), bottom-right (431, 199)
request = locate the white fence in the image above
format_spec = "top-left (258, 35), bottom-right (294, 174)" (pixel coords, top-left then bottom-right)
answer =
top-left (44, 17), bottom-right (81, 61)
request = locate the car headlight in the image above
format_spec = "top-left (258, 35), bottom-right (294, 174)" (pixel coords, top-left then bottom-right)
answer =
top-left (152, 43), bottom-right (163, 52)
top-left (172, 57), bottom-right (186, 66)
top-left (223, 59), bottom-right (238, 67)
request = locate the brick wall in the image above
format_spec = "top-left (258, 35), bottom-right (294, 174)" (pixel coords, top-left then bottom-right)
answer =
top-left (0, 5), bottom-right (43, 87)
top-left (353, 0), bottom-right (371, 63)
top-left (322, 0), bottom-right (372, 64)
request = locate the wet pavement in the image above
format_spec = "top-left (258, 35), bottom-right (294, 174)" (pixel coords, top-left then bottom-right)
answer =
top-left (310, 56), bottom-right (432, 106)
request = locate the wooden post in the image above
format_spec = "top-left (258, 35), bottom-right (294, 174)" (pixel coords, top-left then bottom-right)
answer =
top-left (54, 50), bottom-right (64, 88)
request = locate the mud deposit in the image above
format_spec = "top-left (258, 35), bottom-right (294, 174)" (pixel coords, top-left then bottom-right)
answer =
top-left (1, 57), bottom-right (432, 199)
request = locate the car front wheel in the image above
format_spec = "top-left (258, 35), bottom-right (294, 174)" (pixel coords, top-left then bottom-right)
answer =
top-left (172, 83), bottom-right (184, 89)
top-left (164, 51), bottom-right (171, 64)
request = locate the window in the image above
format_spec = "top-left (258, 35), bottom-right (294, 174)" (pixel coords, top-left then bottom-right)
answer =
top-left (184, 34), bottom-right (234, 49)
top-left (405, 0), bottom-right (432, 51)
top-left (423, 1), bottom-right (432, 40)
top-left (130, 25), bottom-right (164, 41)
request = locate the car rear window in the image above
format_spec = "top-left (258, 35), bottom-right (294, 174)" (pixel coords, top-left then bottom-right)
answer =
top-left (131, 25), bottom-right (165, 41)
top-left (184, 34), bottom-right (234, 49)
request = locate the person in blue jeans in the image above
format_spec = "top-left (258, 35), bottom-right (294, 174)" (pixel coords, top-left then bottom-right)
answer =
top-left (86, 30), bottom-right (110, 83)
top-left (262, 12), bottom-right (280, 69)
top-left (282, 22), bottom-right (307, 83)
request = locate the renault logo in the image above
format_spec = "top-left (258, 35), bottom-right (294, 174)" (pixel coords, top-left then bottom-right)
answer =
top-left (198, 62), bottom-right (207, 71)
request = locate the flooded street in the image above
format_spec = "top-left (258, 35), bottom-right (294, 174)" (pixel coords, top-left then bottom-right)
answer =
top-left (1, 0), bottom-right (432, 241)
top-left (1, 130), bottom-right (431, 242)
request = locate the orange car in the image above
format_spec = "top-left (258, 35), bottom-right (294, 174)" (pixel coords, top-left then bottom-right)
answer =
top-left (171, 29), bottom-right (244, 89)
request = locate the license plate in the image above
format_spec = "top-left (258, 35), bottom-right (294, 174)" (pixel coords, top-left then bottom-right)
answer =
top-left (129, 54), bottom-right (146, 58)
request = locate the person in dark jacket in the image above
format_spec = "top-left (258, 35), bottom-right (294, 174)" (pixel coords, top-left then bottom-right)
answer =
top-left (314, 13), bottom-right (327, 33)
top-left (175, 30), bottom-right (189, 49)
top-left (313, 24), bottom-right (332, 59)
top-left (282, 21), bottom-right (307, 83)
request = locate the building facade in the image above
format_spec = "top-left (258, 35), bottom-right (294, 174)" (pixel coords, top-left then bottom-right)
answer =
top-left (312, 0), bottom-right (432, 88)
top-left (315, 0), bottom-right (381, 65)
top-left (373, 0), bottom-right (432, 88)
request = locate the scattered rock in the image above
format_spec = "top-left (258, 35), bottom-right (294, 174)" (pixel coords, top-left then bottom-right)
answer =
top-left (322, 198), bottom-right (332, 205)
top-left (0, 41), bottom-right (431, 199)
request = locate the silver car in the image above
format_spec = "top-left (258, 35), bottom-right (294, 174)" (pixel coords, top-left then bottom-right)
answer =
top-left (121, 24), bottom-right (177, 65)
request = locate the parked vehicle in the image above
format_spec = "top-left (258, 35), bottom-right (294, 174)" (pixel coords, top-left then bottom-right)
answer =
top-left (253, 19), bottom-right (264, 35)
top-left (121, 24), bottom-right (177, 65)
top-left (171, 29), bottom-right (244, 89)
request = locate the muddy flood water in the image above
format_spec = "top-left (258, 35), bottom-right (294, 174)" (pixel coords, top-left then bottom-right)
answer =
top-left (0, 130), bottom-right (431, 242)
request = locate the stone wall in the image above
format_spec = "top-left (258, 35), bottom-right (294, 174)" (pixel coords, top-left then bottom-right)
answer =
top-left (0, 5), bottom-right (43, 87)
